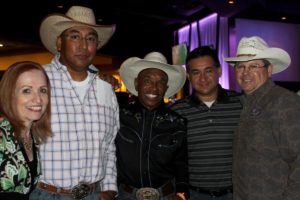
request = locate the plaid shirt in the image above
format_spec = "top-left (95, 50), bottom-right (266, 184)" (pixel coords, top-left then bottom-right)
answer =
top-left (39, 55), bottom-right (119, 191)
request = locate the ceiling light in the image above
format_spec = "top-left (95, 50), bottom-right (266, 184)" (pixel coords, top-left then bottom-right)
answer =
top-left (228, 0), bottom-right (235, 4)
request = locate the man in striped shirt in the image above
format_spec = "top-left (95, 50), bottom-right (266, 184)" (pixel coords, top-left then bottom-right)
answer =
top-left (170, 46), bottom-right (242, 200)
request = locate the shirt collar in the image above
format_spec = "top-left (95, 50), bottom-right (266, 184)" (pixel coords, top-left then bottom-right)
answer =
top-left (189, 84), bottom-right (231, 106)
top-left (52, 53), bottom-right (97, 72)
top-left (242, 78), bottom-right (274, 104)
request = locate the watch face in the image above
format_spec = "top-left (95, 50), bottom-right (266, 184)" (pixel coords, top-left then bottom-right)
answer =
top-left (136, 187), bottom-right (159, 200)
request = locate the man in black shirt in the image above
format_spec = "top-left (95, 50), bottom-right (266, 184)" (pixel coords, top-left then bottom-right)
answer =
top-left (116, 52), bottom-right (188, 200)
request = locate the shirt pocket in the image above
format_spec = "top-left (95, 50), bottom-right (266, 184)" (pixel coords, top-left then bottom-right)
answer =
top-left (151, 131), bottom-right (184, 163)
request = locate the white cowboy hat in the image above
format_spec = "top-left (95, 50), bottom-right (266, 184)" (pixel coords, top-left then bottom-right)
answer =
top-left (40, 6), bottom-right (115, 54)
top-left (120, 52), bottom-right (186, 98)
top-left (224, 36), bottom-right (291, 74)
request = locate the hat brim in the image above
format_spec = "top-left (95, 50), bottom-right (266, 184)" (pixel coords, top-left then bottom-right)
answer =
top-left (40, 14), bottom-right (115, 54)
top-left (224, 47), bottom-right (291, 74)
top-left (120, 58), bottom-right (186, 98)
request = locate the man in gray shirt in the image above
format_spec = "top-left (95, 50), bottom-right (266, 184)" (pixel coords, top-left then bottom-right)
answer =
top-left (225, 36), bottom-right (300, 200)
top-left (171, 46), bottom-right (242, 200)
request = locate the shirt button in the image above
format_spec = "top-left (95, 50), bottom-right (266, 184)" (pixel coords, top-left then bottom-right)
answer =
top-left (209, 119), bottom-right (213, 123)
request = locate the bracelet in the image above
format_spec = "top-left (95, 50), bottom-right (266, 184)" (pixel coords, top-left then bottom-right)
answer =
top-left (176, 192), bottom-right (187, 200)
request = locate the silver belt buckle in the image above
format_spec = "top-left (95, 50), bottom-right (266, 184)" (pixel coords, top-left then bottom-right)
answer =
top-left (136, 187), bottom-right (159, 200)
top-left (71, 183), bottom-right (91, 200)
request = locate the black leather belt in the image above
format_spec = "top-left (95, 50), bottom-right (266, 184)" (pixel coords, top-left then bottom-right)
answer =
top-left (120, 181), bottom-right (174, 197)
top-left (189, 185), bottom-right (232, 197)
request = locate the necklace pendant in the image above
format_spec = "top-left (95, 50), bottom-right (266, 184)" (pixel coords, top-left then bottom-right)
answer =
top-left (22, 137), bottom-right (33, 151)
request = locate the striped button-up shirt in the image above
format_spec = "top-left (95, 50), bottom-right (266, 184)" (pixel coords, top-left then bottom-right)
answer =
top-left (39, 55), bottom-right (119, 191)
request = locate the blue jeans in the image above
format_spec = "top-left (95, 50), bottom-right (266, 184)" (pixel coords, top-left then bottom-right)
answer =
top-left (189, 189), bottom-right (233, 200)
top-left (29, 188), bottom-right (99, 200)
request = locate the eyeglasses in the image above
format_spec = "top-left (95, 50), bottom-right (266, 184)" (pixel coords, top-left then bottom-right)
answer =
top-left (234, 64), bottom-right (267, 72)
top-left (62, 33), bottom-right (99, 46)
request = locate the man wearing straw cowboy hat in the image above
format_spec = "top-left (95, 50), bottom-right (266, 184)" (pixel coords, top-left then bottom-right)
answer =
top-left (30, 6), bottom-right (119, 200)
top-left (224, 36), bottom-right (300, 199)
top-left (116, 52), bottom-right (189, 200)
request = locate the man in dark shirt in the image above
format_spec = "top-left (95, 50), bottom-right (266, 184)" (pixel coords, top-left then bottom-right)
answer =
top-left (224, 36), bottom-right (300, 200)
top-left (170, 46), bottom-right (242, 200)
top-left (116, 52), bottom-right (189, 200)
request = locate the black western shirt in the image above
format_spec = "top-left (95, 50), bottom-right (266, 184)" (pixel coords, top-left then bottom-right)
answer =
top-left (115, 101), bottom-right (189, 194)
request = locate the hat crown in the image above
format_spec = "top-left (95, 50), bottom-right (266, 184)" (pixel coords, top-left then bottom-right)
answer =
top-left (144, 52), bottom-right (168, 64)
top-left (65, 6), bottom-right (96, 25)
top-left (237, 36), bottom-right (269, 56)
top-left (224, 35), bottom-right (291, 74)
top-left (120, 51), bottom-right (186, 98)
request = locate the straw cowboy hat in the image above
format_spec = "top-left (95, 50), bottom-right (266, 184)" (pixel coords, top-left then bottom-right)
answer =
top-left (224, 36), bottom-right (291, 74)
top-left (120, 52), bottom-right (186, 98)
top-left (40, 6), bottom-right (116, 54)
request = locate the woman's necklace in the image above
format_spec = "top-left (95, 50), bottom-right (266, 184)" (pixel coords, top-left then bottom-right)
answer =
top-left (22, 135), bottom-right (33, 152)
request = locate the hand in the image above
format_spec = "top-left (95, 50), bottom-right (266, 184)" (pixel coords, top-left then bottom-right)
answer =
top-left (99, 190), bottom-right (117, 200)
top-left (168, 194), bottom-right (183, 200)
top-left (98, 73), bottom-right (121, 90)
